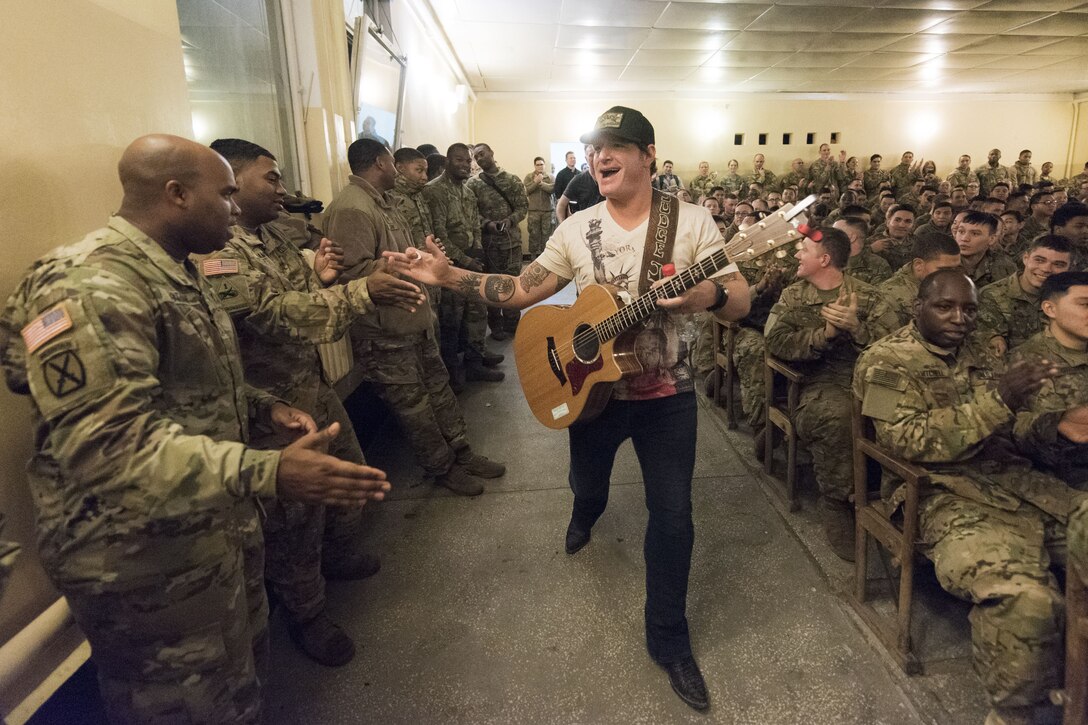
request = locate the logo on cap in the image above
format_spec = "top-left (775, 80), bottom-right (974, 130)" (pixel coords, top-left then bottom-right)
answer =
top-left (597, 112), bottom-right (624, 129)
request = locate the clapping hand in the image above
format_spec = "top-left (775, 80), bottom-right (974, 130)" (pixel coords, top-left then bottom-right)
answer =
top-left (821, 291), bottom-right (860, 339)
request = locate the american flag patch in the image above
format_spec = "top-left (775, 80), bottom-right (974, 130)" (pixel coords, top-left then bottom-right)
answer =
top-left (21, 303), bottom-right (73, 353)
top-left (202, 258), bottom-right (240, 276)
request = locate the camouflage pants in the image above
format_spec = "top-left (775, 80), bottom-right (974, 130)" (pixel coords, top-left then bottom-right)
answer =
top-left (259, 384), bottom-right (367, 623)
top-left (526, 211), bottom-right (552, 258)
top-left (353, 333), bottom-right (469, 476)
top-left (794, 382), bottom-right (853, 502)
top-left (437, 280), bottom-right (488, 367)
top-left (733, 327), bottom-right (767, 429)
top-left (1072, 498), bottom-right (1088, 582)
top-left (920, 491), bottom-right (1065, 707)
top-left (483, 242), bottom-right (522, 333)
top-left (66, 506), bottom-right (267, 724)
top-left (691, 313), bottom-right (714, 376)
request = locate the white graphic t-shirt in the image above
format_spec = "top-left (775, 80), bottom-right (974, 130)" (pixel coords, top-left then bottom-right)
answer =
top-left (536, 199), bottom-right (738, 401)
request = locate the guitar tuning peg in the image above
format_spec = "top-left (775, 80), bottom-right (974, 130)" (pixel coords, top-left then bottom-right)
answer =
top-left (775, 250), bottom-right (786, 259)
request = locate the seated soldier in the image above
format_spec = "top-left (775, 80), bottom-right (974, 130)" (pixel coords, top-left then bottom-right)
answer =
top-left (956, 210), bottom-right (1018, 288)
top-left (870, 203), bottom-right (917, 270)
top-left (855, 270), bottom-right (1076, 725)
top-left (977, 235), bottom-right (1072, 358)
top-left (879, 234), bottom-right (962, 326)
top-left (914, 199), bottom-right (954, 242)
top-left (1012, 271), bottom-right (1088, 487)
top-left (1050, 201), bottom-right (1088, 270)
top-left (998, 210), bottom-right (1024, 256)
top-left (765, 227), bottom-right (900, 560)
top-left (835, 215), bottom-right (892, 285)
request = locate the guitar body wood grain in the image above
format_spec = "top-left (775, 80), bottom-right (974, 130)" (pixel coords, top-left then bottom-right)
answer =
top-left (513, 284), bottom-right (642, 429)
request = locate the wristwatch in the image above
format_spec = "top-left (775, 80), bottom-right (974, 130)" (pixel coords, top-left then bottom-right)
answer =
top-left (706, 283), bottom-right (729, 312)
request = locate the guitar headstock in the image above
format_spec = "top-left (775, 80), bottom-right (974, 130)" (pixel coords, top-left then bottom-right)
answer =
top-left (724, 195), bottom-right (818, 264)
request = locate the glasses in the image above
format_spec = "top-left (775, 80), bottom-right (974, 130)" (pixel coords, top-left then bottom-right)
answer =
top-left (1039, 199), bottom-right (1058, 205)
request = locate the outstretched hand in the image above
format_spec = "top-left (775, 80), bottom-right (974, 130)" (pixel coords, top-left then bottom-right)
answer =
top-left (382, 236), bottom-right (454, 287)
top-left (277, 423), bottom-right (391, 506)
top-left (368, 258), bottom-right (426, 311)
top-left (998, 358), bottom-right (1059, 411)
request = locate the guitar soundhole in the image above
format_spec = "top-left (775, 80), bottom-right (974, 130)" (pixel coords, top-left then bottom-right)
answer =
top-left (572, 323), bottom-right (600, 364)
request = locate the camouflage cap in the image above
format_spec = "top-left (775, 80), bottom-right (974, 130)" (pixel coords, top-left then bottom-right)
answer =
top-left (579, 106), bottom-right (655, 147)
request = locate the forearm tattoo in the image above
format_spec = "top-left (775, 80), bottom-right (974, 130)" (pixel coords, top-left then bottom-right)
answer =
top-left (520, 261), bottom-right (549, 293)
top-left (484, 275), bottom-right (516, 303)
top-left (555, 276), bottom-right (571, 293)
top-left (458, 272), bottom-right (483, 297)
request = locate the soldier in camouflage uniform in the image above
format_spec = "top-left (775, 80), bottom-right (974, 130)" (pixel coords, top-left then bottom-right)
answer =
top-left (523, 156), bottom-right (555, 259)
top-left (422, 143), bottom-right (498, 385)
top-left (1011, 271), bottom-right (1088, 487)
top-left (889, 151), bottom-right (921, 195)
top-left (878, 235), bottom-right (963, 326)
top-left (1051, 201), bottom-right (1088, 271)
top-left (199, 139), bottom-right (427, 666)
top-left (1014, 190), bottom-right (1055, 258)
top-left (469, 143), bottom-right (529, 340)
top-left (807, 145), bottom-right (841, 194)
top-left (390, 147), bottom-right (442, 313)
top-left (976, 235), bottom-right (1072, 359)
top-left (747, 153), bottom-right (777, 193)
top-left (862, 154), bottom-right (890, 201)
top-left (0, 513), bottom-right (18, 601)
top-left (976, 149), bottom-right (1013, 198)
top-left (765, 227), bottom-right (900, 560)
top-left (854, 270), bottom-right (1075, 723)
top-left (776, 158), bottom-right (806, 195)
top-left (958, 210), bottom-right (1020, 289)
top-left (324, 139), bottom-right (506, 498)
top-left (871, 203), bottom-right (918, 271)
top-left (0, 135), bottom-right (389, 724)
top-left (688, 160), bottom-right (717, 200)
top-left (1012, 150), bottom-right (1037, 188)
top-left (835, 216), bottom-right (892, 285)
top-left (946, 154), bottom-right (974, 190)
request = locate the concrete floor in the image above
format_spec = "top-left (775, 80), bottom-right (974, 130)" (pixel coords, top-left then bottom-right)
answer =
top-left (262, 316), bottom-right (1002, 724)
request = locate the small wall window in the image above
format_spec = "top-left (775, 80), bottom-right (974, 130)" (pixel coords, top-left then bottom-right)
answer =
top-left (734, 133), bottom-right (744, 145)
top-left (758, 133), bottom-right (767, 146)
top-left (782, 132), bottom-right (792, 145)
top-left (806, 132), bottom-right (816, 145)
top-left (830, 132), bottom-right (841, 144)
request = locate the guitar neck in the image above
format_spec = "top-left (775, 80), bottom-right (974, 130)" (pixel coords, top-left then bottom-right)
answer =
top-left (594, 249), bottom-right (729, 343)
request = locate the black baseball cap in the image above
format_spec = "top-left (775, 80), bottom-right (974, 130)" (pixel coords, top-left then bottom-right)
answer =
top-left (579, 106), bottom-right (655, 147)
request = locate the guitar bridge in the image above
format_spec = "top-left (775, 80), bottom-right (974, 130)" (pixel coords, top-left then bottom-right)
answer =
top-left (546, 337), bottom-right (567, 386)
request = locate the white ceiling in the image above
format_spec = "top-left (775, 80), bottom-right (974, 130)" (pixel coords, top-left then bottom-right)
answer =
top-left (427, 0), bottom-right (1088, 95)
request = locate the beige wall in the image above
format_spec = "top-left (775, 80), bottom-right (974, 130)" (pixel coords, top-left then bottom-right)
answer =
top-left (1071, 96), bottom-right (1088, 180)
top-left (0, 0), bottom-right (192, 646)
top-left (474, 95), bottom-right (1085, 188)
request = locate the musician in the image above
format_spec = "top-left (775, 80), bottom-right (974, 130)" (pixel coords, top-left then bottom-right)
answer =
top-left (383, 106), bottom-right (749, 711)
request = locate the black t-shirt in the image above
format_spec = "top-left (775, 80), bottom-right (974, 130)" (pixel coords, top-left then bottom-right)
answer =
top-left (563, 171), bottom-right (603, 215)
top-left (554, 166), bottom-right (578, 201)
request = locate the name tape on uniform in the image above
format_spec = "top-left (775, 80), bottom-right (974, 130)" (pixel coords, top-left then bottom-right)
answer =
top-left (202, 258), bottom-right (240, 277)
top-left (21, 303), bottom-right (73, 354)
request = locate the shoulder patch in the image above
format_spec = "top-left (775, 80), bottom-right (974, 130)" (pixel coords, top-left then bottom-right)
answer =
top-left (21, 303), bottom-right (73, 354)
top-left (868, 367), bottom-right (907, 391)
top-left (202, 258), bottom-right (240, 277)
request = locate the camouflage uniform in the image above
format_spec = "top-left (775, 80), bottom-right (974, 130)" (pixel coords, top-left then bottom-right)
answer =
top-left (468, 169), bottom-right (528, 334)
top-left (720, 172), bottom-right (745, 195)
top-left (747, 169), bottom-right (777, 193)
top-left (523, 170), bottom-right (555, 258)
top-left (976, 274), bottom-right (1044, 354)
top-left (872, 234), bottom-right (916, 271)
top-left (854, 323), bottom-right (1076, 708)
top-left (965, 250), bottom-right (1019, 289)
top-left (946, 168), bottom-right (974, 190)
top-left (807, 159), bottom-right (838, 193)
top-left (1071, 498), bottom-right (1088, 583)
top-left (1012, 329), bottom-right (1088, 486)
top-left (889, 162), bottom-right (919, 194)
top-left (878, 263), bottom-right (920, 327)
top-left (0, 513), bottom-right (18, 600)
top-left (422, 173), bottom-right (489, 368)
top-left (389, 174), bottom-right (441, 310)
top-left (688, 173), bottom-right (717, 200)
top-left (0, 216), bottom-right (284, 723)
top-left (845, 249), bottom-right (893, 285)
top-left (976, 163), bottom-right (1013, 198)
top-left (323, 176), bottom-right (474, 480)
top-left (764, 275), bottom-right (899, 502)
top-left (198, 223), bottom-right (375, 625)
top-left (913, 222), bottom-right (953, 245)
top-left (776, 171), bottom-right (805, 194)
top-left (1012, 160), bottom-right (1037, 187)
top-left (1014, 216), bottom-right (1047, 258)
top-left (863, 168), bottom-right (890, 200)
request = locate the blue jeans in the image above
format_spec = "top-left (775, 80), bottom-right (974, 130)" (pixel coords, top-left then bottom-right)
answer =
top-left (567, 392), bottom-right (698, 664)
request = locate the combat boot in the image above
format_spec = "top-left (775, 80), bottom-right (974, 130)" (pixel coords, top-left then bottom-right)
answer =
top-left (490, 328), bottom-right (509, 341)
top-left (448, 366), bottom-right (467, 394)
top-left (288, 612), bottom-right (355, 667)
top-left (465, 363), bottom-right (504, 382)
top-left (435, 466), bottom-right (484, 496)
top-left (820, 497), bottom-right (856, 562)
top-left (455, 448), bottom-right (506, 478)
top-left (480, 350), bottom-right (505, 367)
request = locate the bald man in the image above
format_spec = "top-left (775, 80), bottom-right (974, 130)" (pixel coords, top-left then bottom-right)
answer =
top-left (0, 135), bottom-right (390, 723)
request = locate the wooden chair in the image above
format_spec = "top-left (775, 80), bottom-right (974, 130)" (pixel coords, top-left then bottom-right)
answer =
top-left (1059, 559), bottom-right (1088, 725)
top-left (848, 396), bottom-right (929, 675)
top-left (763, 355), bottom-right (804, 512)
top-left (710, 319), bottom-right (739, 429)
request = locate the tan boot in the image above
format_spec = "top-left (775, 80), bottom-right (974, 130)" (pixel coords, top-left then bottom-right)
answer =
top-left (820, 497), bottom-right (856, 562)
top-left (288, 612), bottom-right (355, 667)
top-left (435, 466), bottom-right (484, 496)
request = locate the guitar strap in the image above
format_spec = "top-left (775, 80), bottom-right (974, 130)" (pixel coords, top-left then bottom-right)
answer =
top-left (637, 188), bottom-right (680, 295)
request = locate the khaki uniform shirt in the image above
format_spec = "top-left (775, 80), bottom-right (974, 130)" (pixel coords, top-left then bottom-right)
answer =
top-left (421, 173), bottom-right (482, 266)
top-left (523, 171), bottom-right (555, 212)
top-left (468, 168), bottom-right (528, 251)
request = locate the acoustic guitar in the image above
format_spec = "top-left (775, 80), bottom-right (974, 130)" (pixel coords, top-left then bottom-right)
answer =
top-left (513, 196), bottom-right (817, 429)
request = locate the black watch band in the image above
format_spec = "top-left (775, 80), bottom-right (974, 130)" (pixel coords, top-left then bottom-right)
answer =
top-left (706, 283), bottom-right (729, 312)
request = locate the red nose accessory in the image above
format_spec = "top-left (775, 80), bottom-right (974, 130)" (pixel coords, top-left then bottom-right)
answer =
top-left (662, 263), bottom-right (676, 277)
top-left (797, 223), bottom-right (823, 242)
